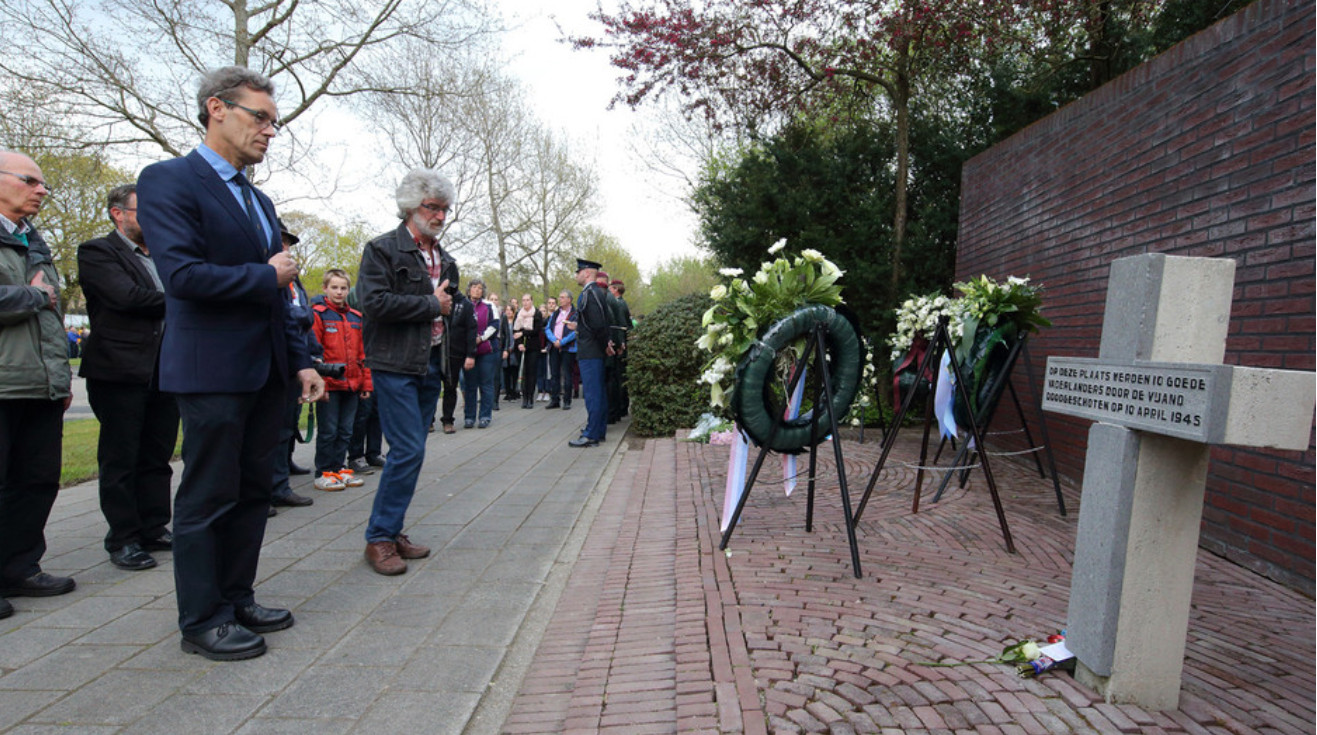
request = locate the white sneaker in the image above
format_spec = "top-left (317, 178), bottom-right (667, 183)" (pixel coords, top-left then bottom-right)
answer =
top-left (314, 472), bottom-right (346, 492)
top-left (337, 468), bottom-right (365, 487)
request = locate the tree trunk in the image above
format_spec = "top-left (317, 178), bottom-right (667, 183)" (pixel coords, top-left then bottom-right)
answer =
top-left (890, 49), bottom-right (911, 299)
top-left (233, 1), bottom-right (251, 67)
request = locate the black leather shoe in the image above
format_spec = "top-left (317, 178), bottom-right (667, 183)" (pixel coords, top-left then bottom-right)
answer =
top-left (366, 454), bottom-right (386, 467)
top-left (288, 460), bottom-right (312, 476)
top-left (271, 492), bottom-right (314, 507)
top-left (0, 597), bottom-right (12, 619)
top-left (562, 403), bottom-right (571, 410)
top-left (545, 402), bottom-right (560, 409)
top-left (492, 402), bottom-right (500, 411)
top-left (234, 602), bottom-right (295, 633)
top-left (568, 436), bottom-right (600, 448)
top-left (268, 505), bottom-right (278, 517)
top-left (110, 543), bottom-right (157, 571)
top-left (2, 572), bottom-right (76, 597)
top-left (180, 622), bottom-right (266, 661)
top-left (141, 531), bottom-right (173, 551)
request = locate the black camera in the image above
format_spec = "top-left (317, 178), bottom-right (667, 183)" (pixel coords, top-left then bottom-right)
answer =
top-left (314, 362), bottom-right (346, 379)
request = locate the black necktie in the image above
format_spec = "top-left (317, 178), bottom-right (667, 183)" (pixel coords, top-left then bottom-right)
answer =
top-left (233, 172), bottom-right (266, 247)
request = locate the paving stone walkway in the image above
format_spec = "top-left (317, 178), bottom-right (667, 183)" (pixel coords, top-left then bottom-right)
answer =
top-left (3, 407), bottom-right (1312, 734)
top-left (0, 398), bottom-right (626, 734)
top-left (503, 432), bottom-right (1315, 734)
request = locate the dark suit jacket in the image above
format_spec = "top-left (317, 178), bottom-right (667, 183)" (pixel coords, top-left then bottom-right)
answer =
top-left (136, 149), bottom-right (310, 393)
top-left (77, 230), bottom-right (166, 385)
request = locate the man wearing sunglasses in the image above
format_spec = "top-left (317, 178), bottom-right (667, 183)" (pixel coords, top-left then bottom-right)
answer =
top-left (136, 66), bottom-right (324, 661)
top-left (0, 150), bottom-right (75, 621)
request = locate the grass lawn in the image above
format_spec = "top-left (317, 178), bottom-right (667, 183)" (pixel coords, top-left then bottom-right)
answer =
top-left (62, 403), bottom-right (311, 487)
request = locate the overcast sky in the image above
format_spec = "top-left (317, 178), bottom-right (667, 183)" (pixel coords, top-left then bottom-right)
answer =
top-left (292, 1), bottom-right (703, 277)
top-left (498, 2), bottom-right (702, 275)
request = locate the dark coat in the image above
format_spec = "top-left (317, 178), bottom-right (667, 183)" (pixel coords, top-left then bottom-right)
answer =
top-left (136, 149), bottom-right (311, 392)
top-left (77, 230), bottom-right (165, 385)
top-left (575, 283), bottom-right (612, 360)
top-left (358, 222), bottom-right (458, 376)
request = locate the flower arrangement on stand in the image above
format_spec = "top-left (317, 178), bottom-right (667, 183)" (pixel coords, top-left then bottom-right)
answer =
top-left (950, 275), bottom-right (1051, 425)
top-left (887, 293), bottom-right (965, 408)
top-left (885, 276), bottom-right (1050, 431)
top-left (696, 239), bottom-right (845, 410)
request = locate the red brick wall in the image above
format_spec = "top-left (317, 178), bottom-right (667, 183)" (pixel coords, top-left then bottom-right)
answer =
top-left (956, 0), bottom-right (1315, 594)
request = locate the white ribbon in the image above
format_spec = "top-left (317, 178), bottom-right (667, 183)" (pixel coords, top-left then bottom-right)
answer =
top-left (720, 426), bottom-right (750, 532)
top-left (934, 351), bottom-right (958, 440)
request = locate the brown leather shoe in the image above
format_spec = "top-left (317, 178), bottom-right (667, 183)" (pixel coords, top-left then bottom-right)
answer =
top-left (394, 533), bottom-right (430, 560)
top-left (364, 541), bottom-right (406, 575)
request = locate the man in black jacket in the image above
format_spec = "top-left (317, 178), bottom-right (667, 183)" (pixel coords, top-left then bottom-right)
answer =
top-left (438, 290), bottom-right (476, 432)
top-left (77, 183), bottom-right (180, 571)
top-left (569, 258), bottom-right (613, 448)
top-left (357, 167), bottom-right (457, 575)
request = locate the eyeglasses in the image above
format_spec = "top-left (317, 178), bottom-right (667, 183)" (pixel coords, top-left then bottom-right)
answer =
top-left (0, 170), bottom-right (52, 193)
top-left (419, 202), bottom-right (450, 215)
top-left (218, 98), bottom-right (284, 131)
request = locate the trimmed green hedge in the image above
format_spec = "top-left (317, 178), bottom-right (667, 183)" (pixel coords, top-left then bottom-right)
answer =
top-left (628, 293), bottom-right (714, 437)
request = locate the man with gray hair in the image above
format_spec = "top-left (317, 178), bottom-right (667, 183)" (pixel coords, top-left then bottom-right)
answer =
top-left (0, 149), bottom-right (75, 620)
top-left (137, 66), bottom-right (324, 660)
top-left (356, 168), bottom-right (458, 575)
top-left (77, 183), bottom-right (179, 573)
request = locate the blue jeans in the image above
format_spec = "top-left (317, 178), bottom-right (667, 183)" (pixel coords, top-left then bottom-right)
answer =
top-left (579, 357), bottom-right (607, 441)
top-left (419, 346), bottom-right (446, 427)
top-left (368, 363), bottom-right (443, 543)
top-left (463, 351), bottom-right (497, 423)
top-left (314, 391), bottom-right (359, 474)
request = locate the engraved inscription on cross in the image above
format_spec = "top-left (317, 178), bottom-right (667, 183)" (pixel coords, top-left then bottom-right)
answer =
top-left (1042, 253), bottom-right (1315, 710)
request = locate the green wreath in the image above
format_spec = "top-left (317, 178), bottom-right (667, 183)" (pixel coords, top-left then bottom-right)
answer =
top-left (732, 304), bottom-right (864, 452)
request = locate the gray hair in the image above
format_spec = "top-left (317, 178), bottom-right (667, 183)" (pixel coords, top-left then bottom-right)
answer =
top-left (395, 168), bottom-right (456, 219)
top-left (106, 183), bottom-right (135, 223)
top-left (197, 66), bottom-right (275, 128)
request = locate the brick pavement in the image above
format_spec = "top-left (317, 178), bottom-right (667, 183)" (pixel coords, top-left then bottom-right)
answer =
top-left (503, 432), bottom-right (1316, 734)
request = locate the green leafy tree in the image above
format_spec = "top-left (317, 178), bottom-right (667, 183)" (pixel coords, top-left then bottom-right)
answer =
top-left (636, 254), bottom-right (720, 315)
top-left (575, 227), bottom-right (641, 304)
top-left (30, 152), bottom-right (134, 313)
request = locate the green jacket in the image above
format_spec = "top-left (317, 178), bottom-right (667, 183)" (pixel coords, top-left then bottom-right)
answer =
top-left (0, 223), bottom-right (72, 401)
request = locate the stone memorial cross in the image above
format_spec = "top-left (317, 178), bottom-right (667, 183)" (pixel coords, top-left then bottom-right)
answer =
top-left (1042, 253), bottom-right (1315, 709)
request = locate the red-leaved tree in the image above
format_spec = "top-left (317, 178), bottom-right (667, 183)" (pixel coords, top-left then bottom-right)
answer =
top-left (577, 0), bottom-right (1024, 291)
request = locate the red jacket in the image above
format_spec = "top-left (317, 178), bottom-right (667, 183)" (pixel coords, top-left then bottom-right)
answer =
top-left (312, 300), bottom-right (372, 393)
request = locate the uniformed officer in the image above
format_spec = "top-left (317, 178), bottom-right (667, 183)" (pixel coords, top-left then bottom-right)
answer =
top-left (568, 258), bottom-right (612, 447)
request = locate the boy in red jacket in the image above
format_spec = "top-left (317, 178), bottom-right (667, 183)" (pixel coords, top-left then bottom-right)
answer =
top-left (312, 269), bottom-right (373, 491)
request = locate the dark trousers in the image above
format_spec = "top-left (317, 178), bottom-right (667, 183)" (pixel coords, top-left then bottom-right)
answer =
top-left (520, 348), bottom-right (540, 401)
top-left (503, 360), bottom-right (520, 399)
top-left (438, 352), bottom-right (464, 426)
top-left (271, 381), bottom-right (302, 500)
top-left (549, 349), bottom-right (576, 406)
top-left (606, 357), bottom-right (623, 422)
top-left (579, 357), bottom-right (607, 441)
top-left (0, 399), bottom-right (63, 584)
top-left (85, 378), bottom-right (178, 551)
top-left (315, 391), bottom-right (359, 474)
top-left (172, 376), bottom-right (284, 634)
top-left (348, 393), bottom-right (382, 461)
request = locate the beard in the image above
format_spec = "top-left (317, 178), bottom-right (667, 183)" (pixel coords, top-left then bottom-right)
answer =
top-left (123, 222), bottom-right (145, 245)
top-left (410, 211), bottom-right (444, 240)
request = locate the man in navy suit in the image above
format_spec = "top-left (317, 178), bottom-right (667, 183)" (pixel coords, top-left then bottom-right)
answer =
top-left (137, 66), bottom-right (324, 661)
top-left (78, 183), bottom-right (179, 572)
